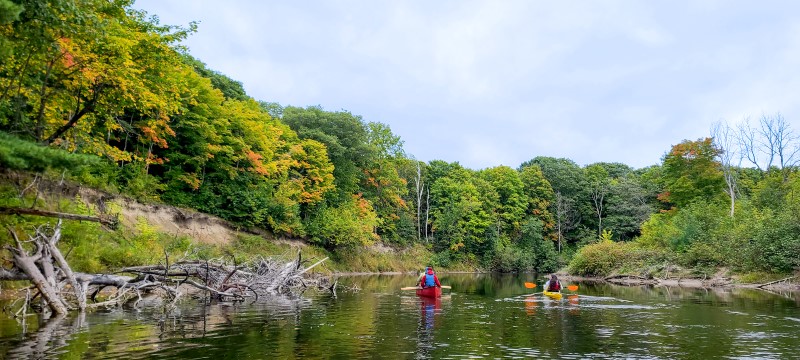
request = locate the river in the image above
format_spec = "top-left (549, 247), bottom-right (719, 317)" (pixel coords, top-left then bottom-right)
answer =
top-left (0, 273), bottom-right (798, 359)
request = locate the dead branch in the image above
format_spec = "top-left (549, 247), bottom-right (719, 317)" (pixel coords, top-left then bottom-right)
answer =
top-left (0, 206), bottom-right (118, 228)
top-left (756, 275), bottom-right (799, 289)
top-left (1, 221), bottom-right (332, 315)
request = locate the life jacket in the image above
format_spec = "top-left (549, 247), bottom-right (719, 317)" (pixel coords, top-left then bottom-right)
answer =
top-left (424, 273), bottom-right (436, 287)
top-left (549, 281), bottom-right (561, 292)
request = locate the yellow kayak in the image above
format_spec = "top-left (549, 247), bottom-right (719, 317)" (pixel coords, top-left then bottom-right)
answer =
top-left (543, 290), bottom-right (563, 300)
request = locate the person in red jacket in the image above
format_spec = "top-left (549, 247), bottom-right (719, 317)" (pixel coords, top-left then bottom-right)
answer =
top-left (419, 266), bottom-right (442, 288)
top-left (544, 274), bottom-right (562, 292)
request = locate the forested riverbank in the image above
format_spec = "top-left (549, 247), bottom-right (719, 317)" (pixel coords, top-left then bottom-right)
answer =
top-left (1, 0), bottom-right (798, 290)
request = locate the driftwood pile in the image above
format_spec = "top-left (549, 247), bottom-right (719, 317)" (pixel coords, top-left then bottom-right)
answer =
top-left (2, 220), bottom-right (333, 316)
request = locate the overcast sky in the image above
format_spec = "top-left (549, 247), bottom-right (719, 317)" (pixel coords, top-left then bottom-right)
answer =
top-left (135, 0), bottom-right (800, 170)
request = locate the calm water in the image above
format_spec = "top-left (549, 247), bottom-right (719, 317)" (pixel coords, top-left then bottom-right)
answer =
top-left (1, 273), bottom-right (799, 359)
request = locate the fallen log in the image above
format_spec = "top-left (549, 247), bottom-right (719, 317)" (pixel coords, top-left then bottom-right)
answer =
top-left (756, 275), bottom-right (799, 289)
top-left (1, 221), bottom-right (332, 315)
top-left (0, 206), bottom-right (118, 228)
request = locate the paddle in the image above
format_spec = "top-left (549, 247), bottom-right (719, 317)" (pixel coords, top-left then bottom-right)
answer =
top-left (567, 285), bottom-right (579, 291)
top-left (524, 282), bottom-right (537, 289)
top-left (401, 285), bottom-right (451, 290)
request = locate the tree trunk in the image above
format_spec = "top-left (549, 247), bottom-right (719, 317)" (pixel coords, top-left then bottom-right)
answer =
top-left (0, 206), bottom-right (117, 228)
top-left (11, 251), bottom-right (68, 315)
top-left (43, 82), bottom-right (103, 145)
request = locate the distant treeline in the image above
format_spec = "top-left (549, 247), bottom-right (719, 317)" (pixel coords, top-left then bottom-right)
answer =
top-left (1, 0), bottom-right (798, 274)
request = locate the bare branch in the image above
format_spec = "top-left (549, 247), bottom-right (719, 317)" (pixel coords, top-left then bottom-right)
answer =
top-left (0, 207), bottom-right (118, 228)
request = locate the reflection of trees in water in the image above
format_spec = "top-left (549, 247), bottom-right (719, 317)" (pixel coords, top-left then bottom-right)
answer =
top-left (8, 312), bottom-right (85, 358)
top-left (154, 296), bottom-right (312, 340)
top-left (415, 297), bottom-right (441, 359)
top-left (4, 296), bottom-right (313, 358)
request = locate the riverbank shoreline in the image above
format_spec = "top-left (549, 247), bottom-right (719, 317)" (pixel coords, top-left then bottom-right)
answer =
top-left (331, 271), bottom-right (800, 293)
top-left (555, 273), bottom-right (800, 292)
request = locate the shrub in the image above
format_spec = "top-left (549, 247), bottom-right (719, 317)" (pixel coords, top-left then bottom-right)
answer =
top-left (306, 195), bottom-right (379, 249)
top-left (567, 240), bottom-right (670, 276)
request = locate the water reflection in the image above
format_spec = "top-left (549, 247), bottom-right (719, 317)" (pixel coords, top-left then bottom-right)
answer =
top-left (0, 274), bottom-right (798, 359)
top-left (415, 296), bottom-right (442, 359)
top-left (6, 313), bottom-right (82, 359)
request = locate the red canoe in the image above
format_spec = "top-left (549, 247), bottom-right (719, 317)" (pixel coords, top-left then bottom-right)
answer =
top-left (416, 286), bottom-right (442, 298)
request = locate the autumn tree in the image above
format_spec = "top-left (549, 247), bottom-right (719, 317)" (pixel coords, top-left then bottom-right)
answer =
top-left (0, 0), bottom-right (195, 164)
top-left (518, 165), bottom-right (555, 232)
top-left (660, 138), bottom-right (725, 208)
top-left (282, 106), bottom-right (375, 203)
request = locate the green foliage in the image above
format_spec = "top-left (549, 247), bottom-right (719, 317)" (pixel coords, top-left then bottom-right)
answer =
top-left (605, 176), bottom-right (655, 240)
top-left (637, 212), bottom-right (680, 248)
top-left (282, 106), bottom-right (375, 202)
top-left (116, 162), bottom-right (165, 202)
top-left (480, 166), bottom-right (527, 239)
top-left (518, 165), bottom-right (555, 230)
top-left (430, 250), bottom-right (452, 268)
top-left (0, 132), bottom-right (115, 189)
top-left (742, 208), bottom-right (800, 273)
top-left (230, 234), bottom-right (285, 261)
top-left (520, 217), bottom-right (559, 272)
top-left (660, 138), bottom-right (725, 208)
top-left (568, 240), bottom-right (666, 277)
top-left (306, 196), bottom-right (379, 249)
top-left (486, 218), bottom-right (558, 273)
top-left (0, 0), bottom-right (22, 24)
top-left (568, 240), bottom-right (629, 276)
top-left (681, 242), bottom-right (723, 269)
top-left (182, 54), bottom-right (249, 101)
top-left (488, 243), bottom-right (528, 273)
top-left (429, 164), bottom-right (494, 255)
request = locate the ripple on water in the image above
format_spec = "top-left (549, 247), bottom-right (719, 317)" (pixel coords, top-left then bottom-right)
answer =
top-left (725, 310), bottom-right (749, 316)
top-left (581, 304), bottom-right (658, 310)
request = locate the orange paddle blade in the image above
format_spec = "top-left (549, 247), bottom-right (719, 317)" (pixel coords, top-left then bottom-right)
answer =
top-left (524, 282), bottom-right (537, 289)
top-left (567, 285), bottom-right (579, 291)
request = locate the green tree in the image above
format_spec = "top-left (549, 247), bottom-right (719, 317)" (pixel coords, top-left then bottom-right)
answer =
top-left (521, 157), bottom-right (586, 249)
top-left (660, 138), bottom-right (725, 208)
top-left (519, 217), bottom-right (559, 272)
top-left (520, 157), bottom-right (585, 198)
top-left (182, 54), bottom-right (249, 101)
top-left (480, 166), bottom-right (527, 241)
top-left (429, 164), bottom-right (494, 256)
top-left (518, 165), bottom-right (555, 234)
top-left (604, 175), bottom-right (654, 240)
top-left (0, 0), bottom-right (22, 59)
top-left (361, 122), bottom-right (412, 243)
top-left (282, 106), bottom-right (375, 202)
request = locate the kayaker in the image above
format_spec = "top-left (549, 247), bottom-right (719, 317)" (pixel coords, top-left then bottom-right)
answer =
top-left (543, 274), bottom-right (562, 293)
top-left (419, 266), bottom-right (442, 289)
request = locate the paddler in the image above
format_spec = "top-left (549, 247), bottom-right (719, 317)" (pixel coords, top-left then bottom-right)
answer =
top-left (419, 266), bottom-right (442, 289)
